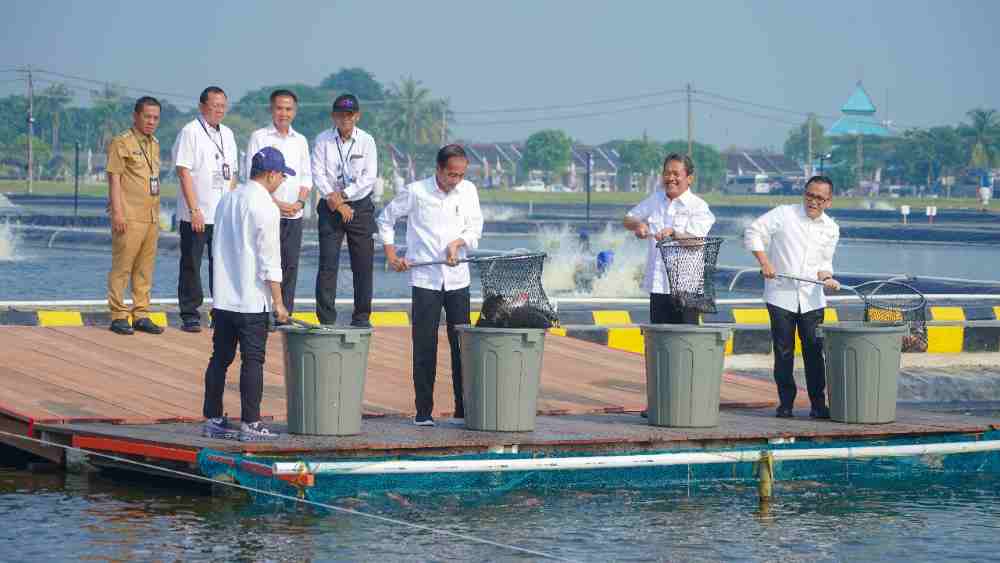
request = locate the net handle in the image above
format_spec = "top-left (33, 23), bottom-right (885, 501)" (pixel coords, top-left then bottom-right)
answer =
top-left (406, 253), bottom-right (541, 269)
top-left (774, 272), bottom-right (857, 291)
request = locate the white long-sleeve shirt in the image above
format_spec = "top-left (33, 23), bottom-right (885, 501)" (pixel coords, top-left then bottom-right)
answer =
top-left (376, 176), bottom-right (484, 291)
top-left (744, 203), bottom-right (840, 313)
top-left (626, 189), bottom-right (716, 294)
top-left (172, 117), bottom-right (238, 224)
top-left (212, 180), bottom-right (282, 313)
top-left (310, 126), bottom-right (377, 202)
top-left (244, 124), bottom-right (313, 219)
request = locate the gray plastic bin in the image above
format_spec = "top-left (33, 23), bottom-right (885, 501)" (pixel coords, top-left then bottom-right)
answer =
top-left (458, 326), bottom-right (546, 432)
top-left (279, 326), bottom-right (373, 436)
top-left (821, 322), bottom-right (906, 424)
top-left (641, 324), bottom-right (731, 428)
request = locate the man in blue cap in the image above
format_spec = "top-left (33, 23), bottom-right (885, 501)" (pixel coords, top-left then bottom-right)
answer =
top-left (201, 146), bottom-right (291, 442)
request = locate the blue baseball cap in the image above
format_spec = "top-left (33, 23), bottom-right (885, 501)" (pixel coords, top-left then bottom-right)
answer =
top-left (332, 94), bottom-right (359, 113)
top-left (250, 146), bottom-right (296, 177)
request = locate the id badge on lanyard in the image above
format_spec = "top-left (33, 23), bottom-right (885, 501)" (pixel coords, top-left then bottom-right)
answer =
top-left (150, 177), bottom-right (160, 196)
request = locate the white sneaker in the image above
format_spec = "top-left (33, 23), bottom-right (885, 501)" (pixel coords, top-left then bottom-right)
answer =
top-left (413, 415), bottom-right (435, 427)
top-left (239, 421), bottom-right (278, 442)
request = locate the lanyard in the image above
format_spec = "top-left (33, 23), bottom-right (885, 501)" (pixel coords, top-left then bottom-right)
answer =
top-left (335, 134), bottom-right (356, 179)
top-left (132, 131), bottom-right (156, 176)
top-left (197, 117), bottom-right (226, 161)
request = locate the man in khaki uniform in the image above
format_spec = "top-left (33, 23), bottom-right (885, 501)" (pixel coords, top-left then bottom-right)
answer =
top-left (106, 96), bottom-right (165, 335)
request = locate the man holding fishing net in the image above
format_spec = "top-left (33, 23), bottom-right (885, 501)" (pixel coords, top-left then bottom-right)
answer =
top-left (744, 176), bottom-right (841, 419)
top-left (377, 144), bottom-right (484, 427)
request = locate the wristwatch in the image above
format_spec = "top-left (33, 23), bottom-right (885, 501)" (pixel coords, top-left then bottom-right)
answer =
top-left (297, 199), bottom-right (308, 208)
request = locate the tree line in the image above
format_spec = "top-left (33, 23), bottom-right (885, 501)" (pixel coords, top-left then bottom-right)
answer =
top-left (783, 108), bottom-right (999, 195)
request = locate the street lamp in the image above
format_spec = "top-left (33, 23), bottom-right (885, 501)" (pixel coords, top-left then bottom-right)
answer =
top-left (819, 152), bottom-right (833, 176)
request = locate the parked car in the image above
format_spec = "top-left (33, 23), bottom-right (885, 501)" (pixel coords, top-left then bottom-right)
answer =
top-left (512, 180), bottom-right (546, 192)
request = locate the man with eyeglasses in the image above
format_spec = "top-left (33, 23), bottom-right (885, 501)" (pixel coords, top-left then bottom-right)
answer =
top-left (311, 94), bottom-right (378, 327)
top-left (173, 86), bottom-right (239, 332)
top-left (744, 176), bottom-right (842, 419)
top-left (202, 146), bottom-right (291, 442)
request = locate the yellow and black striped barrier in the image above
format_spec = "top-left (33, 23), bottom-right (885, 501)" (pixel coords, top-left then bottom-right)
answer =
top-left (3, 304), bottom-right (999, 354)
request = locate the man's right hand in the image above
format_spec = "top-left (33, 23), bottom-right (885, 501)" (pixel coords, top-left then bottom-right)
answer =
top-left (274, 200), bottom-right (297, 217)
top-left (191, 209), bottom-right (206, 233)
top-left (760, 262), bottom-right (777, 279)
top-left (633, 223), bottom-right (651, 239)
top-left (274, 304), bottom-right (289, 324)
top-left (111, 211), bottom-right (127, 234)
top-left (337, 204), bottom-right (354, 223)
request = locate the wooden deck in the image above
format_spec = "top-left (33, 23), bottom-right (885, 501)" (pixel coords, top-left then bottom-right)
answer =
top-left (0, 326), bottom-right (787, 426)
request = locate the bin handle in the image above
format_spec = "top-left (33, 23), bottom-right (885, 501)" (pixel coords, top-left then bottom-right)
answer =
top-left (342, 330), bottom-right (361, 344)
top-left (717, 329), bottom-right (731, 344)
top-left (523, 330), bottom-right (543, 344)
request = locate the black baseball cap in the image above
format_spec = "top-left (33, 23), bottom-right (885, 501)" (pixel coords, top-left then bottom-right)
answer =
top-left (332, 94), bottom-right (360, 113)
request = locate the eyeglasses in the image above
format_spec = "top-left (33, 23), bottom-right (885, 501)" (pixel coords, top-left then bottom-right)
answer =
top-left (804, 192), bottom-right (830, 203)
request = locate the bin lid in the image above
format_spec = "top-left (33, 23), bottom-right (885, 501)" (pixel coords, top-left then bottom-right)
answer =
top-left (819, 322), bottom-right (909, 334)
top-left (277, 325), bottom-right (373, 336)
top-left (640, 323), bottom-right (731, 335)
top-left (455, 324), bottom-right (548, 334)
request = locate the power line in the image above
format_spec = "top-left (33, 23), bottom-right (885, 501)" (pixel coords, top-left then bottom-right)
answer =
top-left (695, 88), bottom-right (839, 120)
top-left (451, 88), bottom-right (686, 115)
top-left (694, 99), bottom-right (803, 127)
top-left (33, 68), bottom-right (192, 101)
top-left (458, 99), bottom-right (686, 126)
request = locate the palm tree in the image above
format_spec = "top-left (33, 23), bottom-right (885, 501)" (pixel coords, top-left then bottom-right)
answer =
top-left (386, 77), bottom-right (432, 146)
top-left (38, 83), bottom-right (72, 155)
top-left (961, 108), bottom-right (999, 168)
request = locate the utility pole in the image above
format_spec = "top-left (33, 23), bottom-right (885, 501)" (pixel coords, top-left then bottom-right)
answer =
top-left (441, 106), bottom-right (447, 146)
top-left (686, 83), bottom-right (693, 157)
top-left (806, 113), bottom-right (814, 178)
top-left (26, 65), bottom-right (35, 194)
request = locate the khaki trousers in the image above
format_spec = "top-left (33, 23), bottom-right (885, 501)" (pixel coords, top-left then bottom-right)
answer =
top-left (108, 221), bottom-right (159, 321)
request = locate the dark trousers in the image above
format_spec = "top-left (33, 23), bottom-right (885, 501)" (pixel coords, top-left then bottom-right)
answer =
top-left (279, 217), bottom-right (304, 313)
top-left (650, 293), bottom-right (700, 324)
top-left (315, 196), bottom-right (375, 325)
top-left (412, 285), bottom-right (471, 419)
top-left (767, 304), bottom-right (827, 410)
top-left (202, 308), bottom-right (269, 423)
top-left (178, 221), bottom-right (214, 323)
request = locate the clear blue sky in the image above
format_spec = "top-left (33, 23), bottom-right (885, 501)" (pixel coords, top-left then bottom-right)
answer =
top-left (3, 0), bottom-right (998, 150)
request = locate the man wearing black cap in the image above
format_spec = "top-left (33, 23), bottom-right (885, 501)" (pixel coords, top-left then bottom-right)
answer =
top-left (201, 146), bottom-right (291, 442)
top-left (311, 94), bottom-right (378, 327)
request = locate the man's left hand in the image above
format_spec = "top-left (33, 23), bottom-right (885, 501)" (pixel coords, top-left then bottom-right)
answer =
top-left (654, 227), bottom-right (675, 242)
top-left (446, 239), bottom-right (464, 266)
top-left (274, 304), bottom-right (289, 324)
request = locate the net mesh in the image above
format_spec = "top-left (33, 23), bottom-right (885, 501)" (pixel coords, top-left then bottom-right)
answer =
top-left (856, 280), bottom-right (928, 352)
top-left (475, 253), bottom-right (559, 329)
top-left (656, 237), bottom-right (724, 314)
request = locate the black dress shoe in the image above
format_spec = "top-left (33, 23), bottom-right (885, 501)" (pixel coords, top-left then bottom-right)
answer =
top-left (350, 319), bottom-right (372, 328)
top-left (775, 406), bottom-right (794, 418)
top-left (810, 406), bottom-right (831, 419)
top-left (109, 319), bottom-right (134, 335)
top-left (640, 409), bottom-right (648, 418)
top-left (133, 317), bottom-right (164, 334)
top-left (181, 320), bottom-right (202, 333)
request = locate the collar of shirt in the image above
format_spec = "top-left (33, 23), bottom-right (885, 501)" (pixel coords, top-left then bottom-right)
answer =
top-left (129, 127), bottom-right (153, 143)
top-left (796, 202), bottom-right (831, 225)
top-left (265, 123), bottom-right (299, 139)
top-left (198, 116), bottom-right (222, 132)
top-left (336, 128), bottom-right (356, 143)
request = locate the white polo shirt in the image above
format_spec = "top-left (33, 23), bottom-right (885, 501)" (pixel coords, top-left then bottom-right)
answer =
top-left (212, 180), bottom-right (282, 314)
top-left (172, 117), bottom-right (238, 224)
top-left (744, 203), bottom-right (840, 314)
top-left (626, 189), bottom-right (716, 294)
top-left (376, 176), bottom-right (484, 291)
top-left (311, 126), bottom-right (377, 202)
top-left (245, 124), bottom-right (313, 220)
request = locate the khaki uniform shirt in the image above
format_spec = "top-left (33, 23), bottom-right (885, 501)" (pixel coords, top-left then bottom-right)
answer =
top-left (106, 128), bottom-right (160, 223)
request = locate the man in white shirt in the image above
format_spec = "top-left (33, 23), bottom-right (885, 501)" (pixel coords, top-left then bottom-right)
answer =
top-left (172, 86), bottom-right (239, 332)
top-left (311, 94), bottom-right (378, 327)
top-left (624, 153), bottom-right (716, 324)
top-left (244, 89), bottom-right (313, 316)
top-left (202, 147), bottom-right (291, 442)
top-left (377, 145), bottom-right (484, 427)
top-left (745, 176), bottom-right (842, 419)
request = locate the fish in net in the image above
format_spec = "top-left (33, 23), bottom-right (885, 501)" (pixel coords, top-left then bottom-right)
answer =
top-left (853, 280), bottom-right (928, 352)
top-left (474, 253), bottom-right (559, 329)
top-left (656, 236), bottom-right (724, 314)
